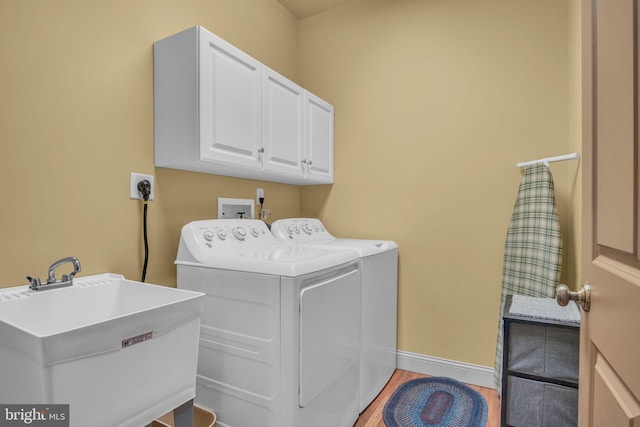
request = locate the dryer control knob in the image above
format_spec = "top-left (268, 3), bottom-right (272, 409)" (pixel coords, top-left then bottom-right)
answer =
top-left (250, 227), bottom-right (260, 237)
top-left (232, 227), bottom-right (247, 240)
top-left (302, 224), bottom-right (313, 235)
top-left (203, 231), bottom-right (215, 242)
top-left (286, 225), bottom-right (294, 234)
top-left (217, 230), bottom-right (227, 240)
top-left (294, 225), bottom-right (301, 234)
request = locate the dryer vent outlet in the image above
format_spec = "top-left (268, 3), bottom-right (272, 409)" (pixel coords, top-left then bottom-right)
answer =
top-left (218, 198), bottom-right (255, 219)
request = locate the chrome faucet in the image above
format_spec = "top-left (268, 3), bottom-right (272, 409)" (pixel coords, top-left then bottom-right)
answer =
top-left (27, 256), bottom-right (82, 291)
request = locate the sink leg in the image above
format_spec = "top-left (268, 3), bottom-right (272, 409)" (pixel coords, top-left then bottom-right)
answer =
top-left (174, 398), bottom-right (194, 427)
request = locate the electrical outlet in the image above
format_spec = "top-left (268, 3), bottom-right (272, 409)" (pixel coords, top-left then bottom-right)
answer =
top-left (130, 172), bottom-right (155, 201)
top-left (256, 188), bottom-right (264, 204)
top-left (261, 209), bottom-right (271, 220)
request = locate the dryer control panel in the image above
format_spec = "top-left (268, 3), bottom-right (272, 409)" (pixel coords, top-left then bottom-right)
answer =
top-left (271, 218), bottom-right (335, 243)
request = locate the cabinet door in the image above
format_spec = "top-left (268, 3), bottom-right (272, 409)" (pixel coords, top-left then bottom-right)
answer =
top-left (262, 67), bottom-right (305, 177)
top-left (199, 28), bottom-right (262, 168)
top-left (304, 92), bottom-right (334, 183)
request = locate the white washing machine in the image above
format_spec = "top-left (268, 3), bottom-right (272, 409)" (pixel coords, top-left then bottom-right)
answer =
top-left (176, 219), bottom-right (361, 427)
top-left (271, 218), bottom-right (398, 413)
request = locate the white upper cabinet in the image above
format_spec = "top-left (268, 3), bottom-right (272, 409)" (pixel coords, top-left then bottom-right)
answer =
top-left (304, 92), bottom-right (334, 183)
top-left (154, 26), bottom-right (333, 185)
top-left (262, 67), bottom-right (305, 178)
top-left (199, 29), bottom-right (262, 169)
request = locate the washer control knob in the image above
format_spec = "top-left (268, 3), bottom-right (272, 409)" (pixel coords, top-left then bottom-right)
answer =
top-left (302, 224), bottom-right (313, 235)
top-left (286, 225), bottom-right (294, 234)
top-left (314, 224), bottom-right (321, 232)
top-left (232, 227), bottom-right (247, 240)
top-left (217, 230), bottom-right (227, 240)
top-left (294, 225), bottom-right (301, 234)
top-left (204, 231), bottom-right (215, 241)
top-left (250, 227), bottom-right (260, 237)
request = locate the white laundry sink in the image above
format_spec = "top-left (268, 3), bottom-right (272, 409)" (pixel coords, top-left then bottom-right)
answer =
top-left (0, 273), bottom-right (204, 427)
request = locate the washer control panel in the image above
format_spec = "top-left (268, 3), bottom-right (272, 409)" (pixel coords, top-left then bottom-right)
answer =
top-left (271, 218), bottom-right (335, 243)
top-left (184, 219), bottom-right (273, 250)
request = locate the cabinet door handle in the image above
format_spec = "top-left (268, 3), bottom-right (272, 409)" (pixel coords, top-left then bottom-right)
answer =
top-left (258, 147), bottom-right (264, 154)
top-left (556, 283), bottom-right (591, 312)
top-left (301, 159), bottom-right (307, 164)
top-left (308, 160), bottom-right (313, 166)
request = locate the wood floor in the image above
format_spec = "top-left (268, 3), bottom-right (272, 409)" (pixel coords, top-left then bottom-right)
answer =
top-left (354, 369), bottom-right (501, 427)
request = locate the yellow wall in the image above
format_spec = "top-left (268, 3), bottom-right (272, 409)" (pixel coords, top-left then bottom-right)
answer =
top-left (0, 0), bottom-right (582, 370)
top-left (299, 0), bottom-right (581, 367)
top-left (0, 0), bottom-right (300, 287)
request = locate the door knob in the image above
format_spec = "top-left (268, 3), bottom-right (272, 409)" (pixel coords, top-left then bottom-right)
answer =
top-left (556, 282), bottom-right (591, 312)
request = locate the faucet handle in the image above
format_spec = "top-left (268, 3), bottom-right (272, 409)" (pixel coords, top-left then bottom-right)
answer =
top-left (26, 276), bottom-right (41, 291)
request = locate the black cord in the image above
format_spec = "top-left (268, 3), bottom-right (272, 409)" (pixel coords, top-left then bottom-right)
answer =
top-left (141, 201), bottom-right (149, 282)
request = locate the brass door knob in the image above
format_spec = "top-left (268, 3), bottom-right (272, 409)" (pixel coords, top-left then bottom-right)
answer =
top-left (556, 282), bottom-right (591, 312)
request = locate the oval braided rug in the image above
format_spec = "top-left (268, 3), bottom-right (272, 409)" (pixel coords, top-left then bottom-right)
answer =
top-left (382, 377), bottom-right (487, 427)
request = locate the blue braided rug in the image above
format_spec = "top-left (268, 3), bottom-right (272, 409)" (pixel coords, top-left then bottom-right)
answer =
top-left (383, 377), bottom-right (487, 427)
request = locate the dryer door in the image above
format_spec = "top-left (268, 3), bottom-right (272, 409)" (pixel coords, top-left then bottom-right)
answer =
top-left (298, 263), bottom-right (360, 408)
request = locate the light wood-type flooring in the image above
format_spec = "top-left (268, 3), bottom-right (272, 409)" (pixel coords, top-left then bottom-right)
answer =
top-left (354, 369), bottom-right (501, 427)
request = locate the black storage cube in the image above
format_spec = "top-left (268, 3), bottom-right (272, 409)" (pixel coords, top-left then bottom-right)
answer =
top-left (501, 295), bottom-right (580, 427)
top-left (506, 376), bottom-right (578, 427)
top-left (508, 323), bottom-right (579, 383)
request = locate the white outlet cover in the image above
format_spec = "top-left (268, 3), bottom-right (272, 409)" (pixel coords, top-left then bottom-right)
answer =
top-left (256, 188), bottom-right (264, 204)
top-left (130, 172), bottom-right (154, 201)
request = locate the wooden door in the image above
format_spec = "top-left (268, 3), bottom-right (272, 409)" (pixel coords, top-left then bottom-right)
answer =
top-left (580, 0), bottom-right (640, 425)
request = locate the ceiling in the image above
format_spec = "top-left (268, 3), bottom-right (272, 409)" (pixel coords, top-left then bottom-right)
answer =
top-left (277, 0), bottom-right (357, 19)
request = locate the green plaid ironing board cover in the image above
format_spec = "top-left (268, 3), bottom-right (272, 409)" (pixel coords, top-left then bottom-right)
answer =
top-left (494, 163), bottom-right (563, 389)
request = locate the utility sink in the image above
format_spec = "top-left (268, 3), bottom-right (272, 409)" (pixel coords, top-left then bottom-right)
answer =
top-left (0, 273), bottom-right (204, 427)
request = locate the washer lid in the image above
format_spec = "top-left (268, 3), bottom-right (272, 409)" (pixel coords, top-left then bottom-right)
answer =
top-left (176, 219), bottom-right (359, 277)
top-left (177, 244), bottom-right (359, 277)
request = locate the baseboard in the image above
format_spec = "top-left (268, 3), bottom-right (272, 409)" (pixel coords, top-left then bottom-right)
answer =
top-left (396, 350), bottom-right (496, 389)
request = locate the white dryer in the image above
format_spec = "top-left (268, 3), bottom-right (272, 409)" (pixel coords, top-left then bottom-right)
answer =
top-left (271, 218), bottom-right (398, 413)
top-left (176, 219), bottom-right (361, 427)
